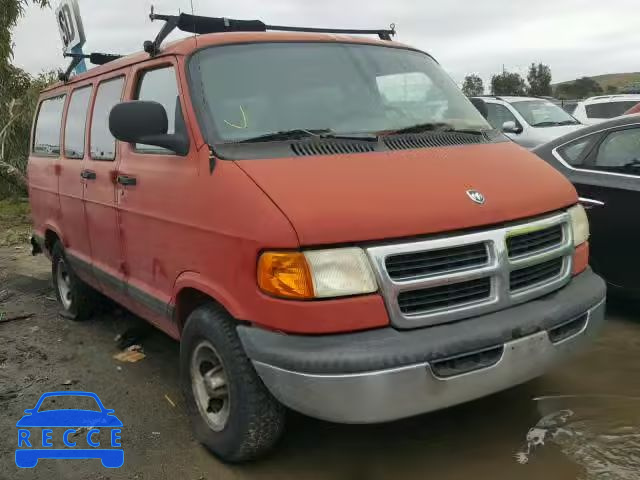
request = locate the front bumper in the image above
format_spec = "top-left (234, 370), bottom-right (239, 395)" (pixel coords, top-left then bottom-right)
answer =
top-left (238, 269), bottom-right (606, 424)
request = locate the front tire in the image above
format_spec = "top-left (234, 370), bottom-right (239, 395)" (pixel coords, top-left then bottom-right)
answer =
top-left (180, 304), bottom-right (286, 463)
top-left (51, 242), bottom-right (98, 321)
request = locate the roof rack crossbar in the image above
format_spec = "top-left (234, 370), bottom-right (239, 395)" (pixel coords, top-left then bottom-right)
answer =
top-left (59, 56), bottom-right (83, 82)
top-left (144, 7), bottom-right (396, 56)
top-left (63, 52), bottom-right (123, 66)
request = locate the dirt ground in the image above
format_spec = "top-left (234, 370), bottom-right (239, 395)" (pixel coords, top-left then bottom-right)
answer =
top-left (1, 244), bottom-right (639, 480)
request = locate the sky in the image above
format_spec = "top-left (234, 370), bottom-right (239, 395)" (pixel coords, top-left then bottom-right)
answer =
top-left (12, 0), bottom-right (640, 88)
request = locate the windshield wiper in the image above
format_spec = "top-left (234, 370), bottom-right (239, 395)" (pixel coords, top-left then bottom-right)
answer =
top-left (532, 120), bottom-right (577, 127)
top-left (237, 129), bottom-right (333, 143)
top-left (381, 122), bottom-right (486, 136)
top-left (237, 129), bottom-right (378, 143)
top-left (381, 122), bottom-right (453, 135)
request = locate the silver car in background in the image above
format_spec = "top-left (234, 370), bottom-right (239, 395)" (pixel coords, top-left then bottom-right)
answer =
top-left (472, 96), bottom-right (584, 149)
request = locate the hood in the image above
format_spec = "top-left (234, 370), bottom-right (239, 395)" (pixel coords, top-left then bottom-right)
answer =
top-left (235, 142), bottom-right (577, 246)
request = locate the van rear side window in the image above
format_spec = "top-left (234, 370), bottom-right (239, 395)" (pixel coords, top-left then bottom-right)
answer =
top-left (64, 86), bottom-right (92, 159)
top-left (90, 77), bottom-right (125, 161)
top-left (32, 95), bottom-right (66, 156)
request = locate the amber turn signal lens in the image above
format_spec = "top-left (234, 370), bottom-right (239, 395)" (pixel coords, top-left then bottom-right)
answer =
top-left (258, 252), bottom-right (314, 299)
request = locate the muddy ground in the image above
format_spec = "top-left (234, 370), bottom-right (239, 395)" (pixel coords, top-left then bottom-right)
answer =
top-left (1, 245), bottom-right (639, 480)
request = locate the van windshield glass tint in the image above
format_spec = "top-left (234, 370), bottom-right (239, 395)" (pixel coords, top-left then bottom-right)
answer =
top-left (511, 100), bottom-right (579, 127)
top-left (190, 43), bottom-right (490, 143)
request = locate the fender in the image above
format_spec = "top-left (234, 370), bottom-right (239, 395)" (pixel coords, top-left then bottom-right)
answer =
top-left (40, 221), bottom-right (66, 253)
top-left (171, 271), bottom-right (246, 323)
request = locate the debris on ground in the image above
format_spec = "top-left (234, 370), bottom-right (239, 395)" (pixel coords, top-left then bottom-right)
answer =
top-left (71, 427), bottom-right (88, 438)
top-left (113, 344), bottom-right (146, 363)
top-left (164, 394), bottom-right (176, 408)
top-left (0, 289), bottom-right (13, 302)
top-left (0, 313), bottom-right (34, 324)
top-left (115, 326), bottom-right (151, 350)
top-left (61, 379), bottom-right (76, 386)
top-left (29, 325), bottom-right (39, 333)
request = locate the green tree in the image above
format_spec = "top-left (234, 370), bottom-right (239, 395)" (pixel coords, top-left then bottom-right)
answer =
top-left (461, 74), bottom-right (484, 96)
top-left (1, 0), bottom-right (50, 69)
top-left (606, 85), bottom-right (619, 94)
top-left (555, 77), bottom-right (603, 99)
top-left (1, 0), bottom-right (53, 196)
top-left (527, 63), bottom-right (552, 96)
top-left (491, 71), bottom-right (527, 96)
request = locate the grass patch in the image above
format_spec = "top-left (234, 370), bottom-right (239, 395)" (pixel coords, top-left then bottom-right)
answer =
top-left (0, 198), bottom-right (31, 247)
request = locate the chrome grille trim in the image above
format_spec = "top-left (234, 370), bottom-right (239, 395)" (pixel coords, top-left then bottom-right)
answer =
top-left (366, 212), bottom-right (574, 329)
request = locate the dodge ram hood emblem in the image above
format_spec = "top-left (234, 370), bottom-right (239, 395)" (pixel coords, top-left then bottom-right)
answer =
top-left (466, 190), bottom-right (485, 205)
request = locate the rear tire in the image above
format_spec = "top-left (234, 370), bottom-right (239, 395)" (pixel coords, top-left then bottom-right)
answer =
top-left (180, 303), bottom-right (286, 463)
top-left (51, 241), bottom-right (99, 321)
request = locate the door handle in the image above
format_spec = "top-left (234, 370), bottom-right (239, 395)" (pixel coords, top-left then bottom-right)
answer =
top-left (578, 197), bottom-right (605, 209)
top-left (117, 175), bottom-right (137, 186)
top-left (80, 170), bottom-right (97, 180)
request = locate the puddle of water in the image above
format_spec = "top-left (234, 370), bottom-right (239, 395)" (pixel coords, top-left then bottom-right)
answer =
top-left (515, 395), bottom-right (640, 479)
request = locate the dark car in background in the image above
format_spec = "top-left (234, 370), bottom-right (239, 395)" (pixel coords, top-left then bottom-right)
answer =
top-left (533, 115), bottom-right (640, 297)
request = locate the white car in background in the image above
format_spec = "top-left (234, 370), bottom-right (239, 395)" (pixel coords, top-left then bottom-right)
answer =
top-left (472, 96), bottom-right (584, 149)
top-left (572, 95), bottom-right (640, 125)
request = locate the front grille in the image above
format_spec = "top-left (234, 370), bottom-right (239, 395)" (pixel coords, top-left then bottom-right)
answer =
top-left (385, 243), bottom-right (488, 280)
top-left (398, 278), bottom-right (491, 315)
top-left (366, 212), bottom-right (573, 329)
top-left (510, 257), bottom-right (564, 292)
top-left (507, 224), bottom-right (563, 258)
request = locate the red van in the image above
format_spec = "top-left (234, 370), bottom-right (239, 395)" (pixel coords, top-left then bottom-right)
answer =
top-left (29, 13), bottom-right (605, 462)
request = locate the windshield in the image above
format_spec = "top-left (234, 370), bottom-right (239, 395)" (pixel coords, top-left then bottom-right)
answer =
top-left (190, 43), bottom-right (490, 143)
top-left (511, 100), bottom-right (579, 127)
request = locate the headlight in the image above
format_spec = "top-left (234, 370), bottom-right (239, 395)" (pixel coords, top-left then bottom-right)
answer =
top-left (258, 247), bottom-right (378, 299)
top-left (568, 204), bottom-right (589, 246)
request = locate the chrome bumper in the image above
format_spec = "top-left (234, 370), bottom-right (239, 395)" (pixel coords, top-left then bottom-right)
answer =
top-left (252, 299), bottom-right (605, 424)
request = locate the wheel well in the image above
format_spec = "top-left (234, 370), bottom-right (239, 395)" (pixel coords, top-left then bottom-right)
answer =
top-left (44, 230), bottom-right (60, 254)
top-left (175, 288), bottom-right (221, 333)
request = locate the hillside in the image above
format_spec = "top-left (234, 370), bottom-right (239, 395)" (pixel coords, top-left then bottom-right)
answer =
top-left (554, 72), bottom-right (640, 90)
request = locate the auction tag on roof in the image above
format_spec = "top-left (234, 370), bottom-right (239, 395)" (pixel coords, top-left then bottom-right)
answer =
top-left (55, 0), bottom-right (86, 54)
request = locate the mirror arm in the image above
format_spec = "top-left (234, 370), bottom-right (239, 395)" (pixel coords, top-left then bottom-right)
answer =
top-left (137, 133), bottom-right (190, 156)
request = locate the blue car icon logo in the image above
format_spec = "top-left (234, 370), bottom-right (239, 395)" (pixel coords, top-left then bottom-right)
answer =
top-left (15, 391), bottom-right (123, 468)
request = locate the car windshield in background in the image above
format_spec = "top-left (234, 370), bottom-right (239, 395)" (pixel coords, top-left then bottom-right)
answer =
top-left (190, 43), bottom-right (490, 143)
top-left (511, 100), bottom-right (579, 127)
top-left (586, 101), bottom-right (640, 119)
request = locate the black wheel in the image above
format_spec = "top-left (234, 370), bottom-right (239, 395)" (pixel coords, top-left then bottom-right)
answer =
top-left (180, 303), bottom-right (286, 463)
top-left (51, 241), bottom-right (98, 321)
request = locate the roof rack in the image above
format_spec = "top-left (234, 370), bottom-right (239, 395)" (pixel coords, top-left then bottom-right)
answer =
top-left (58, 52), bottom-right (123, 82)
top-left (143, 6), bottom-right (396, 56)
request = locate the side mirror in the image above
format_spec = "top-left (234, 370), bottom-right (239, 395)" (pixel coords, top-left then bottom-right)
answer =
top-left (469, 98), bottom-right (488, 119)
top-left (502, 120), bottom-right (522, 134)
top-left (109, 101), bottom-right (189, 155)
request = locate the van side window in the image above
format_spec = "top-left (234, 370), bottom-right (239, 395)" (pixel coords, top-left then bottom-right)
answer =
top-left (64, 86), bottom-right (92, 159)
top-left (32, 95), bottom-right (66, 156)
top-left (90, 77), bottom-right (125, 161)
top-left (135, 67), bottom-right (178, 153)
